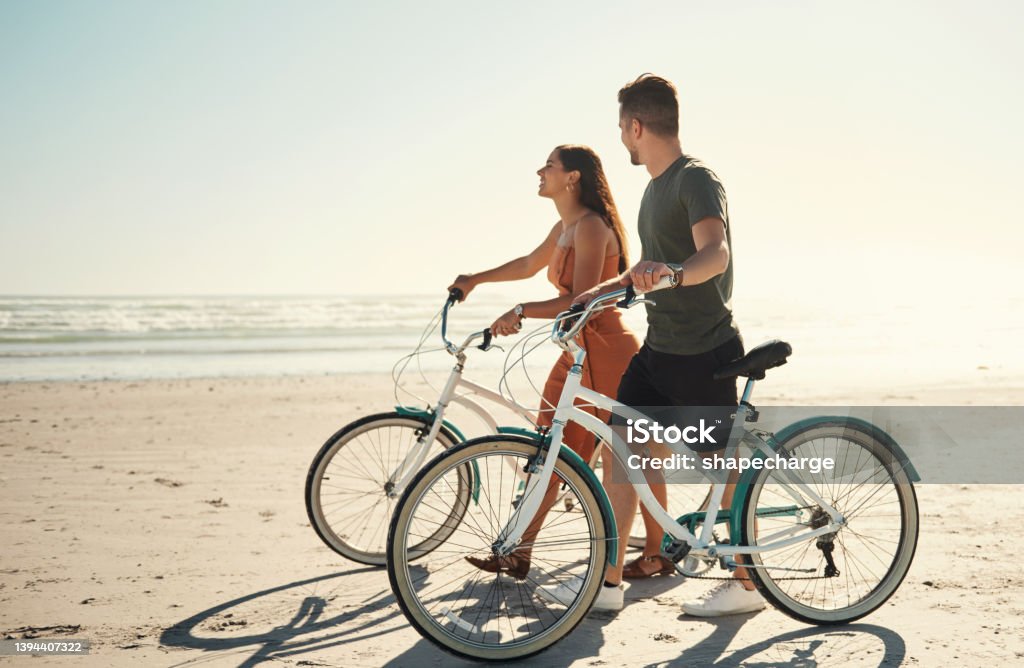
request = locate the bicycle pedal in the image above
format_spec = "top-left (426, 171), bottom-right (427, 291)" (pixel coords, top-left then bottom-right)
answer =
top-left (662, 539), bottom-right (691, 564)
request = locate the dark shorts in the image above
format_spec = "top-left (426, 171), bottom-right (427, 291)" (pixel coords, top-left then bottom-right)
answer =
top-left (613, 336), bottom-right (744, 454)
top-left (616, 335), bottom-right (744, 408)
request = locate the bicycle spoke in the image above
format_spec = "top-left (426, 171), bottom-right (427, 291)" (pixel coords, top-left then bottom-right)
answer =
top-left (307, 416), bottom-right (462, 562)
top-left (743, 425), bottom-right (917, 623)
top-left (390, 441), bottom-right (606, 658)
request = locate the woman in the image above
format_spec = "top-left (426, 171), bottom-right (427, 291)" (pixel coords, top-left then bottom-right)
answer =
top-left (448, 145), bottom-right (671, 593)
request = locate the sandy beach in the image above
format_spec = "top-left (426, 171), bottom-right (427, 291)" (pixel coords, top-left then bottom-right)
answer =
top-left (2, 374), bottom-right (1023, 667)
top-left (4, 0), bottom-right (1023, 665)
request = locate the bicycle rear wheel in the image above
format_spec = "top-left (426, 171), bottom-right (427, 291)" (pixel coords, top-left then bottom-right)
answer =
top-left (305, 412), bottom-right (465, 565)
top-left (740, 421), bottom-right (919, 624)
top-left (387, 436), bottom-right (610, 662)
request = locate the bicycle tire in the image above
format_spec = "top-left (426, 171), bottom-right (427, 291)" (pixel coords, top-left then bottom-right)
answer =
top-left (740, 421), bottom-right (919, 624)
top-left (305, 412), bottom-right (466, 566)
top-left (387, 436), bottom-right (609, 662)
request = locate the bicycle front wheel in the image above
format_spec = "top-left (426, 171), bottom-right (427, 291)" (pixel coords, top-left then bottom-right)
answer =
top-left (387, 436), bottom-right (610, 662)
top-left (305, 412), bottom-right (464, 565)
top-left (740, 421), bottom-right (919, 624)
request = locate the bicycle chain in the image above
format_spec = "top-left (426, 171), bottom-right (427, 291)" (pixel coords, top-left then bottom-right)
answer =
top-left (675, 571), bottom-right (834, 582)
top-left (668, 504), bottom-right (839, 581)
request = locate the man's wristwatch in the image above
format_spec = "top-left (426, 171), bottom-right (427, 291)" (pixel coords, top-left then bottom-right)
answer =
top-left (513, 303), bottom-right (525, 319)
top-left (665, 263), bottom-right (684, 288)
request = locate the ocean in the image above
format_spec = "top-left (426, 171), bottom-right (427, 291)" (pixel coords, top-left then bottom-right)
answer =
top-left (0, 294), bottom-right (566, 383)
top-left (1, 294), bottom-right (1021, 392)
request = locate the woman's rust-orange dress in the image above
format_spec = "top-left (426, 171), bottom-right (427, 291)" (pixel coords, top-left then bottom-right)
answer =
top-left (536, 240), bottom-right (641, 460)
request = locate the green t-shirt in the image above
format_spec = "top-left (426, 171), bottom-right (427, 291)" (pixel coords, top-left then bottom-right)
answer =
top-left (637, 154), bottom-right (739, 355)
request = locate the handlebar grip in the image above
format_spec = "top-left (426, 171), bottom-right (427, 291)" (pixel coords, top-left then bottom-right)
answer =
top-left (478, 328), bottom-right (492, 350)
top-left (448, 287), bottom-right (464, 304)
top-left (559, 303), bottom-right (586, 334)
top-left (640, 274), bottom-right (676, 293)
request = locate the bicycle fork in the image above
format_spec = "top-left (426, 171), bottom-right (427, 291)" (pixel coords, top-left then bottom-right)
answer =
top-left (491, 351), bottom-right (585, 555)
top-left (387, 358), bottom-right (465, 498)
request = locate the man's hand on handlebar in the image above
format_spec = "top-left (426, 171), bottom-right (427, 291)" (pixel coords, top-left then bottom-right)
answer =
top-left (629, 261), bottom-right (676, 293)
top-left (570, 262), bottom-right (660, 310)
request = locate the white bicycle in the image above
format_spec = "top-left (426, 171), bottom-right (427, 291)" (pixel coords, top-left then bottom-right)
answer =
top-left (305, 290), bottom-right (697, 565)
top-left (304, 290), bottom-right (539, 565)
top-left (386, 281), bottom-right (920, 661)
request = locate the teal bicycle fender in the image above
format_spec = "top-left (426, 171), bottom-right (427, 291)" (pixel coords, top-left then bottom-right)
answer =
top-left (773, 416), bottom-right (921, 482)
top-left (394, 405), bottom-right (480, 504)
top-left (394, 405), bottom-right (468, 443)
top-left (728, 415), bottom-right (921, 545)
top-left (497, 425), bottom-right (543, 439)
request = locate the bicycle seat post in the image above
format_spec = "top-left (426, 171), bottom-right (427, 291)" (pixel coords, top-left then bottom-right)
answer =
top-left (740, 377), bottom-right (756, 405)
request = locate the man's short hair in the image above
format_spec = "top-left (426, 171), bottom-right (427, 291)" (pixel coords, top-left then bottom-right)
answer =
top-left (618, 74), bottom-right (679, 137)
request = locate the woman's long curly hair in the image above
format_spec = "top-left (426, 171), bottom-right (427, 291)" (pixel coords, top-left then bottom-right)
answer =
top-left (556, 145), bottom-right (629, 272)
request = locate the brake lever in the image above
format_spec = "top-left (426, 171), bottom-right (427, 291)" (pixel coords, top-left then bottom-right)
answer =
top-left (616, 284), bottom-right (656, 308)
top-left (559, 303), bottom-right (586, 334)
top-left (477, 328), bottom-right (493, 351)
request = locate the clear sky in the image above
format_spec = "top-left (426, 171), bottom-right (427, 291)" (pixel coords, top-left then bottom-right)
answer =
top-left (1, 1), bottom-right (1022, 313)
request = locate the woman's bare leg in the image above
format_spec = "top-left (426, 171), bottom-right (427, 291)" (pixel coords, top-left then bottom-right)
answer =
top-left (640, 481), bottom-right (669, 556)
top-left (601, 447), bottom-right (639, 585)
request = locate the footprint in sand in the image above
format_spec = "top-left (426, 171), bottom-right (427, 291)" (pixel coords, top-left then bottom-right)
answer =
top-left (5, 625), bottom-right (83, 638)
top-left (154, 478), bottom-right (184, 488)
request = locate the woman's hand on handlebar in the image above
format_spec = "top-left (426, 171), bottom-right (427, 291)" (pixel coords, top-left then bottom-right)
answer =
top-left (490, 308), bottom-right (523, 337)
top-left (572, 274), bottom-right (628, 309)
top-left (447, 274), bottom-right (477, 302)
top-left (571, 288), bottom-right (595, 309)
top-left (629, 260), bottom-right (675, 293)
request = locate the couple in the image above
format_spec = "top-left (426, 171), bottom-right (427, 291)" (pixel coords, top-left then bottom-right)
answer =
top-left (449, 74), bottom-right (764, 618)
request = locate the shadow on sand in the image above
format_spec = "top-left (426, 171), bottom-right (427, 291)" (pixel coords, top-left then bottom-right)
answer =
top-left (160, 568), bottom-right (405, 667)
top-left (384, 612), bottom-right (906, 668)
top-left (160, 569), bottom-right (906, 667)
top-left (642, 618), bottom-right (907, 668)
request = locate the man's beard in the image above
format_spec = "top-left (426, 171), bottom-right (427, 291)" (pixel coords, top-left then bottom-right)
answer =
top-left (629, 148), bottom-right (641, 166)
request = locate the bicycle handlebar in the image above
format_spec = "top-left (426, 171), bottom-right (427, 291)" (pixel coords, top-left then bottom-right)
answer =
top-left (553, 274), bottom-right (676, 344)
top-left (557, 303), bottom-right (586, 334)
top-left (440, 290), bottom-right (493, 355)
top-left (440, 291), bottom-right (457, 348)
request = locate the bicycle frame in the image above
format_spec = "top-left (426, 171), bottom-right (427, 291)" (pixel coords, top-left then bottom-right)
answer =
top-left (494, 288), bottom-right (847, 566)
top-left (387, 350), bottom-right (538, 497)
top-left (386, 293), bottom-right (544, 498)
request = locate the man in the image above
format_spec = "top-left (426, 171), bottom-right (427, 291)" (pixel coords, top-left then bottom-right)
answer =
top-left (540, 74), bottom-right (763, 616)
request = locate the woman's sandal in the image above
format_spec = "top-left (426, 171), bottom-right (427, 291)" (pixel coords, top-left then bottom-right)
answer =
top-left (622, 554), bottom-right (675, 579)
top-left (464, 553), bottom-right (531, 580)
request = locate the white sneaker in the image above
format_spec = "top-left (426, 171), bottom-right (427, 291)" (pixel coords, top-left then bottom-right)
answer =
top-left (536, 577), bottom-right (624, 611)
top-left (682, 581), bottom-right (765, 617)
